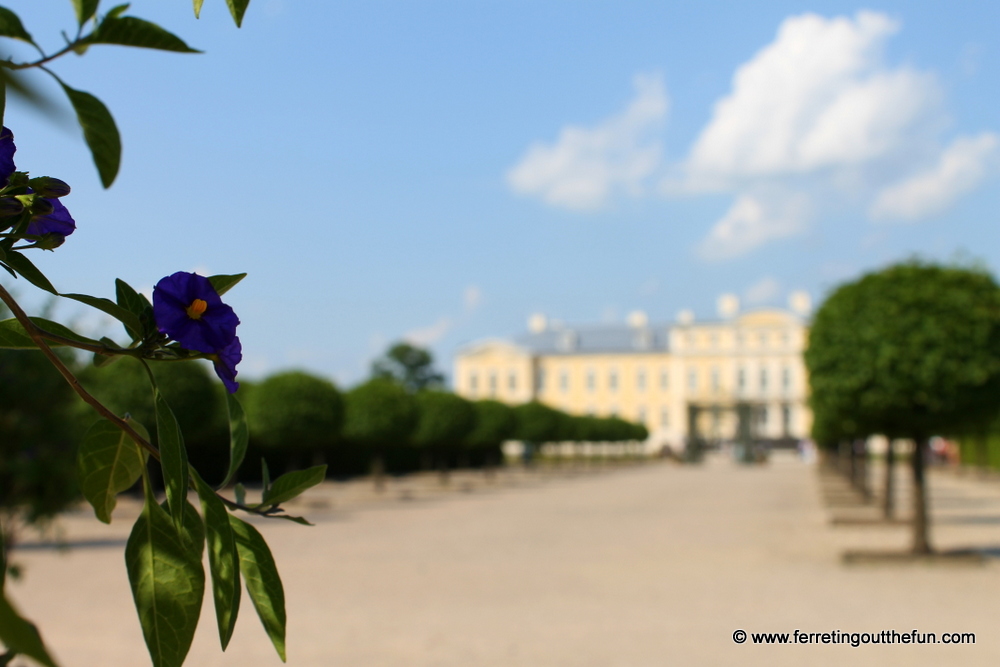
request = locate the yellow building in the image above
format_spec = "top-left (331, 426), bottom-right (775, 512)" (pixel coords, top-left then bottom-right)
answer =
top-left (453, 305), bottom-right (811, 450)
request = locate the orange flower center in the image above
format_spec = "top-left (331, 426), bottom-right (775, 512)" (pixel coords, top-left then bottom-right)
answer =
top-left (186, 299), bottom-right (208, 320)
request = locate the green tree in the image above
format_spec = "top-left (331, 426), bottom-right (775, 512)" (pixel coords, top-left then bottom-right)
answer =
top-left (246, 371), bottom-right (344, 466)
top-left (0, 348), bottom-right (81, 529)
top-left (82, 358), bottom-right (225, 451)
top-left (465, 400), bottom-right (516, 449)
top-left (412, 391), bottom-right (476, 449)
top-left (342, 378), bottom-right (418, 486)
top-left (371, 342), bottom-right (444, 392)
top-left (806, 261), bottom-right (1000, 554)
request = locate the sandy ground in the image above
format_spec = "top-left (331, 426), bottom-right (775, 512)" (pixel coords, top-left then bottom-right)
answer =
top-left (7, 452), bottom-right (1000, 666)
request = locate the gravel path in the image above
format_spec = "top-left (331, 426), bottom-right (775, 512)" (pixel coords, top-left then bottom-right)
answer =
top-left (7, 452), bottom-right (1000, 666)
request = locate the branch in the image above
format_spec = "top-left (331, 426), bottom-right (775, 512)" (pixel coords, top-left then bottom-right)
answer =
top-left (0, 282), bottom-right (159, 460)
top-left (1, 42), bottom-right (80, 71)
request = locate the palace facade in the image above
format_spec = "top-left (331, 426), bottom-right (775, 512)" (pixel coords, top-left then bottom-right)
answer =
top-left (453, 305), bottom-right (812, 450)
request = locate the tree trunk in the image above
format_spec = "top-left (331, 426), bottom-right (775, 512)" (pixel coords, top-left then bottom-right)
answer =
top-left (883, 439), bottom-right (895, 519)
top-left (849, 440), bottom-right (858, 490)
top-left (855, 439), bottom-right (871, 501)
top-left (370, 453), bottom-right (386, 493)
top-left (911, 437), bottom-right (932, 554)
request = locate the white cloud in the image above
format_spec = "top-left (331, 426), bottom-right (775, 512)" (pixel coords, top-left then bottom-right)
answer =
top-left (698, 194), bottom-right (809, 260)
top-left (403, 317), bottom-right (454, 347)
top-left (506, 74), bottom-right (668, 210)
top-left (869, 133), bottom-right (999, 221)
top-left (744, 277), bottom-right (782, 305)
top-left (677, 11), bottom-right (941, 191)
top-left (463, 284), bottom-right (483, 311)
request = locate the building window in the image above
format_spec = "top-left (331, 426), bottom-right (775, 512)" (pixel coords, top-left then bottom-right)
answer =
top-left (711, 366), bottom-right (720, 391)
top-left (660, 407), bottom-right (669, 427)
top-left (737, 332), bottom-right (744, 347)
top-left (688, 369), bottom-right (697, 390)
top-left (586, 369), bottom-right (595, 392)
top-left (469, 372), bottom-right (478, 393)
top-left (737, 368), bottom-right (745, 391)
top-left (760, 368), bottom-right (768, 392)
top-left (710, 332), bottom-right (719, 348)
top-left (759, 332), bottom-right (767, 347)
top-left (489, 373), bottom-right (497, 397)
top-left (586, 405), bottom-right (596, 416)
top-left (660, 368), bottom-right (669, 390)
top-left (782, 332), bottom-right (790, 346)
top-left (535, 369), bottom-right (545, 392)
top-left (637, 369), bottom-right (646, 391)
top-left (559, 370), bottom-right (569, 393)
top-left (760, 406), bottom-right (769, 426)
top-left (610, 406), bottom-right (619, 417)
top-left (782, 367), bottom-right (791, 391)
top-left (508, 372), bottom-right (517, 391)
top-left (638, 406), bottom-right (647, 424)
top-left (782, 405), bottom-right (791, 434)
top-left (609, 369), bottom-right (618, 392)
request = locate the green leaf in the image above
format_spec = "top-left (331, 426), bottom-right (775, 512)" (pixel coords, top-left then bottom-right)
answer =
top-left (105, 3), bottom-right (129, 19)
top-left (192, 0), bottom-right (204, 18)
top-left (0, 317), bottom-right (103, 350)
top-left (269, 514), bottom-right (313, 526)
top-left (2, 251), bottom-right (57, 294)
top-left (78, 418), bottom-right (148, 523)
top-left (261, 465), bottom-right (326, 508)
top-left (154, 391), bottom-right (189, 531)
top-left (126, 488), bottom-right (204, 667)
top-left (57, 81), bottom-right (120, 188)
top-left (208, 273), bottom-right (246, 297)
top-left (219, 393), bottom-right (248, 489)
top-left (0, 7), bottom-right (33, 44)
top-left (62, 292), bottom-right (142, 340)
top-left (72, 0), bottom-right (100, 26)
top-left (233, 483), bottom-right (246, 507)
top-left (226, 0), bottom-right (250, 27)
top-left (230, 516), bottom-right (285, 661)
top-left (88, 16), bottom-right (201, 53)
top-left (0, 593), bottom-right (57, 667)
top-left (193, 472), bottom-right (240, 650)
top-left (115, 278), bottom-right (153, 339)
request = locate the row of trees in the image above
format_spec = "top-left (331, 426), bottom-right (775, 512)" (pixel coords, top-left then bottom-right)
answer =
top-left (1, 342), bottom-right (648, 523)
top-left (806, 261), bottom-right (1000, 555)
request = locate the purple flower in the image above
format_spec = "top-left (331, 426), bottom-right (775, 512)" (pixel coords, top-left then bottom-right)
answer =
top-left (26, 198), bottom-right (75, 240)
top-left (0, 127), bottom-right (16, 188)
top-left (153, 272), bottom-right (240, 354)
top-left (212, 337), bottom-right (242, 393)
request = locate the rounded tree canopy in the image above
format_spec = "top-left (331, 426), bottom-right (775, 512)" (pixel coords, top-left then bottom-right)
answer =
top-left (248, 370), bottom-right (344, 450)
top-left (806, 262), bottom-right (1000, 440)
top-left (465, 399), bottom-right (516, 449)
top-left (411, 390), bottom-right (476, 448)
top-left (342, 377), bottom-right (418, 446)
top-left (82, 357), bottom-right (223, 448)
top-left (512, 401), bottom-right (561, 443)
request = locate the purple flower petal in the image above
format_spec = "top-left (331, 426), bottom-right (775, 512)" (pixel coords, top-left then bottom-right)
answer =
top-left (26, 198), bottom-right (75, 238)
top-left (213, 337), bottom-right (242, 393)
top-left (152, 271), bottom-right (239, 353)
top-left (0, 127), bottom-right (16, 188)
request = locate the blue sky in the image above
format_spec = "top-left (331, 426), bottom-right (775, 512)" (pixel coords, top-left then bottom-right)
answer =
top-left (4, 1), bottom-right (1000, 387)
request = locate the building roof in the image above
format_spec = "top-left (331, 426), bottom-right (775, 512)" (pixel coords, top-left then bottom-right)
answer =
top-left (513, 324), bottom-right (670, 355)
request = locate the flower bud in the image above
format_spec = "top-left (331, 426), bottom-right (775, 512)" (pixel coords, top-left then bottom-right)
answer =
top-left (30, 197), bottom-right (54, 217)
top-left (28, 177), bottom-right (71, 198)
top-left (0, 197), bottom-right (23, 217)
top-left (33, 233), bottom-right (65, 250)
